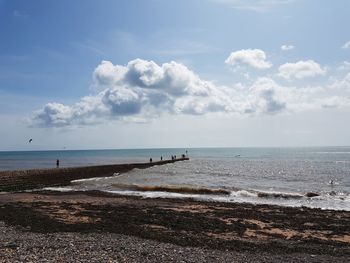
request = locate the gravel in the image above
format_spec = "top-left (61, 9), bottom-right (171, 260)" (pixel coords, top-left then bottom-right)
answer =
top-left (0, 221), bottom-right (347, 263)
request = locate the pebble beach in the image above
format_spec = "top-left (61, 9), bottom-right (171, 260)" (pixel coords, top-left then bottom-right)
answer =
top-left (0, 191), bottom-right (349, 262)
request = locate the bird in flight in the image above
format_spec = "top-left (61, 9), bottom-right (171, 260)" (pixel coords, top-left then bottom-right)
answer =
top-left (29, 139), bottom-right (33, 143)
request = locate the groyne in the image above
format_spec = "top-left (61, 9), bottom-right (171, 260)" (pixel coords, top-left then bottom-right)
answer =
top-left (0, 158), bottom-right (189, 192)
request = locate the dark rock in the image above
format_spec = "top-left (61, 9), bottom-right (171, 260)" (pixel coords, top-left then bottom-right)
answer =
top-left (305, 192), bottom-right (319, 198)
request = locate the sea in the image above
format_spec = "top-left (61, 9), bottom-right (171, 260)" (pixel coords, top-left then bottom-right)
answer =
top-left (1, 147), bottom-right (350, 211)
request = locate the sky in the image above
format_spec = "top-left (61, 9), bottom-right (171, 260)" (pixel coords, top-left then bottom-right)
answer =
top-left (1, 0), bottom-right (350, 150)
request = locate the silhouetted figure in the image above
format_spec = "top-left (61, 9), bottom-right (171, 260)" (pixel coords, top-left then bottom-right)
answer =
top-left (174, 155), bottom-right (176, 159)
top-left (56, 159), bottom-right (60, 168)
top-left (161, 156), bottom-right (163, 161)
top-left (150, 158), bottom-right (152, 163)
top-left (186, 150), bottom-right (188, 156)
top-left (29, 139), bottom-right (33, 143)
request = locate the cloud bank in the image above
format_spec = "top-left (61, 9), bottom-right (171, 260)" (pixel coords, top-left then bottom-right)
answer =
top-left (32, 59), bottom-right (236, 127)
top-left (30, 56), bottom-right (350, 128)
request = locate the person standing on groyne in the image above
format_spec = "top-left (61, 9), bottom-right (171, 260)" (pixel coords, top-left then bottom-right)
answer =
top-left (56, 159), bottom-right (60, 168)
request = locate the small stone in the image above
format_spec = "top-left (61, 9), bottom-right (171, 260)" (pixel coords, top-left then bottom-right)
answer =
top-left (5, 242), bottom-right (18, 249)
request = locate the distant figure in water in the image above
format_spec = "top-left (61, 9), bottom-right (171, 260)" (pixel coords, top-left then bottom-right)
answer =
top-left (150, 158), bottom-right (152, 163)
top-left (28, 139), bottom-right (33, 143)
top-left (329, 180), bottom-right (334, 186)
top-left (186, 150), bottom-right (188, 157)
top-left (160, 156), bottom-right (163, 161)
top-left (56, 159), bottom-right (60, 168)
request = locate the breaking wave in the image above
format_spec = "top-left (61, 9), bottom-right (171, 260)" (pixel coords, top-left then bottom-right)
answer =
top-left (111, 183), bottom-right (231, 195)
top-left (110, 183), bottom-right (321, 200)
top-left (256, 191), bottom-right (304, 199)
top-left (231, 189), bottom-right (311, 199)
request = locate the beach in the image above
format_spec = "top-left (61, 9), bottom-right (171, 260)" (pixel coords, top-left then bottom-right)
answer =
top-left (0, 190), bottom-right (349, 262)
top-left (0, 149), bottom-right (350, 262)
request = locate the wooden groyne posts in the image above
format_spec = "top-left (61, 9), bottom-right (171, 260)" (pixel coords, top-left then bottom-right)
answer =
top-left (0, 158), bottom-right (189, 192)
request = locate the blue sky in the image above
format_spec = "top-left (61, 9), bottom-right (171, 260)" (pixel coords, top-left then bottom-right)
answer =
top-left (1, 0), bottom-right (350, 150)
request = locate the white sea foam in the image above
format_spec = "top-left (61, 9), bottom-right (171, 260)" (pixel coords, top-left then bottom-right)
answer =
top-left (43, 187), bottom-right (77, 192)
top-left (71, 175), bottom-right (118, 184)
top-left (103, 189), bottom-right (350, 211)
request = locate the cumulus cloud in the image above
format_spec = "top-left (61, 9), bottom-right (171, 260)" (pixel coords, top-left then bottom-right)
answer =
top-left (31, 95), bottom-right (109, 127)
top-left (225, 49), bottom-right (272, 69)
top-left (342, 41), bottom-right (350, 49)
top-left (245, 77), bottom-right (286, 114)
top-left (30, 58), bottom-right (350, 128)
top-left (31, 59), bottom-right (236, 127)
top-left (278, 60), bottom-right (326, 80)
top-left (281, 44), bottom-right (294, 51)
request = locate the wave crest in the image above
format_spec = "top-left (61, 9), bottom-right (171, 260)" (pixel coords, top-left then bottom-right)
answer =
top-left (111, 183), bottom-right (231, 195)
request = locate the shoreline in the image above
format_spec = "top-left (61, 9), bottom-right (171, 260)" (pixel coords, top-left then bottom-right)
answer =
top-left (43, 187), bottom-right (350, 212)
top-left (1, 158), bottom-right (349, 261)
top-left (0, 190), bottom-right (349, 262)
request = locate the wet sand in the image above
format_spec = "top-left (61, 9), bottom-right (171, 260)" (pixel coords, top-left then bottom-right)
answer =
top-left (0, 191), bottom-right (349, 262)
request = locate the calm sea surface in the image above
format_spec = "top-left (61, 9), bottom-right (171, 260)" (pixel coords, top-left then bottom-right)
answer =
top-left (1, 147), bottom-right (350, 210)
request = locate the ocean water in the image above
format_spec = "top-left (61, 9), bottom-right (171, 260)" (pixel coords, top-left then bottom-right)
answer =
top-left (0, 148), bottom-right (185, 171)
top-left (1, 147), bottom-right (350, 210)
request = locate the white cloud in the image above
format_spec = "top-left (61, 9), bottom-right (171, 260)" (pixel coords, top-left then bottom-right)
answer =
top-left (30, 59), bottom-right (350, 128)
top-left (337, 61), bottom-right (350, 71)
top-left (210, 0), bottom-right (295, 12)
top-left (31, 96), bottom-right (109, 127)
top-left (342, 41), bottom-right (350, 49)
top-left (319, 96), bottom-right (350, 109)
top-left (329, 72), bottom-right (350, 91)
top-left (31, 59), bottom-right (236, 127)
top-left (281, 44), bottom-right (295, 51)
top-left (278, 60), bottom-right (326, 80)
top-left (225, 49), bottom-right (272, 69)
top-left (13, 10), bottom-right (28, 18)
top-left (244, 77), bottom-right (286, 114)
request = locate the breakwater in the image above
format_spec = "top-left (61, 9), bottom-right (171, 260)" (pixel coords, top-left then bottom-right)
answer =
top-left (0, 158), bottom-right (189, 192)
